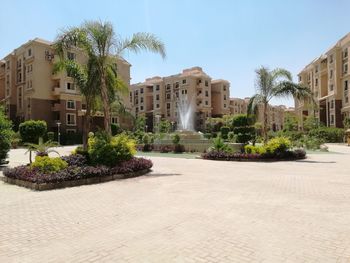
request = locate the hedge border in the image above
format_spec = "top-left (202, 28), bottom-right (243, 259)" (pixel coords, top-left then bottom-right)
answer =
top-left (3, 168), bottom-right (151, 191)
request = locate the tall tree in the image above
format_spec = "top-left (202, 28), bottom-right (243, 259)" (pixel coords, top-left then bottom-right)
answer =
top-left (54, 21), bottom-right (166, 134)
top-left (248, 66), bottom-right (312, 143)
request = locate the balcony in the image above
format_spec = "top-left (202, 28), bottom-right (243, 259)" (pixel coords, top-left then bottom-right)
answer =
top-left (51, 103), bottom-right (61, 111)
top-left (52, 87), bottom-right (62, 96)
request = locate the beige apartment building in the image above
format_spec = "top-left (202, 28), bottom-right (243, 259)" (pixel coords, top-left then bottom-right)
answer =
top-left (0, 38), bottom-right (132, 134)
top-left (296, 33), bottom-right (350, 128)
top-left (130, 67), bottom-right (230, 131)
top-left (229, 97), bottom-right (285, 131)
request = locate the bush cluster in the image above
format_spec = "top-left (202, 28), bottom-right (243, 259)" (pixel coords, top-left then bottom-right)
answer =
top-left (88, 132), bottom-right (136, 166)
top-left (0, 108), bottom-right (13, 163)
top-left (19, 120), bottom-right (47, 143)
top-left (4, 157), bottom-right (153, 184)
top-left (31, 156), bottom-right (68, 173)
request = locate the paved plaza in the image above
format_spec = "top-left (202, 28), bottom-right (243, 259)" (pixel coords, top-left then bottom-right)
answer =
top-left (1, 145), bottom-right (350, 262)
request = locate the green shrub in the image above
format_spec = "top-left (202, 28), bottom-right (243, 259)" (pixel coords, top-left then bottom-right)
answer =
top-left (47, 132), bottom-right (55, 141)
top-left (111, 123), bottom-right (122, 136)
top-left (172, 134), bottom-right (180, 145)
top-left (0, 108), bottom-right (13, 163)
top-left (220, 126), bottom-right (230, 140)
top-left (31, 156), bottom-right (67, 173)
top-left (227, 131), bottom-right (236, 142)
top-left (19, 120), bottom-right (47, 143)
top-left (265, 137), bottom-right (291, 155)
top-left (232, 115), bottom-right (255, 144)
top-left (210, 136), bottom-right (232, 152)
top-left (142, 133), bottom-right (152, 152)
top-left (244, 144), bottom-right (266, 154)
top-left (11, 132), bottom-right (21, 149)
top-left (204, 133), bottom-right (212, 139)
top-left (308, 127), bottom-right (344, 143)
top-left (88, 132), bottom-right (136, 166)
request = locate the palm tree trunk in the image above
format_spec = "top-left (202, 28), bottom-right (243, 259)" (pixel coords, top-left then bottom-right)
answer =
top-left (82, 102), bottom-right (91, 151)
top-left (263, 102), bottom-right (268, 144)
top-left (100, 74), bottom-right (111, 135)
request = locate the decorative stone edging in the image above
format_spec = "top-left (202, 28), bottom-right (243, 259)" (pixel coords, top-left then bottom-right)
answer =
top-left (3, 168), bottom-right (151, 191)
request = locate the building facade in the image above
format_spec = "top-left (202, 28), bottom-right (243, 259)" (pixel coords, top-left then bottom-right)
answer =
top-left (296, 33), bottom-right (350, 128)
top-left (0, 38), bottom-right (132, 134)
top-left (130, 67), bottom-right (230, 131)
top-left (229, 97), bottom-right (285, 131)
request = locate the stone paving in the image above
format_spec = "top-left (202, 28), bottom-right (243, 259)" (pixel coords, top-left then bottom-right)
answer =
top-left (1, 145), bottom-right (350, 262)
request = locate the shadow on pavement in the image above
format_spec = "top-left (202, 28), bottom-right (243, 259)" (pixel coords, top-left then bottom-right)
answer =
top-left (145, 173), bottom-right (181, 177)
top-left (296, 160), bottom-right (336, 164)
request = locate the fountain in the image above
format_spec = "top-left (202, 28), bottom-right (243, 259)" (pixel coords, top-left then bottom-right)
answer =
top-left (154, 95), bottom-right (210, 152)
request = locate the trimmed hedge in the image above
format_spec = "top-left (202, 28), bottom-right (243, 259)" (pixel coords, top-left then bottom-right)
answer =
top-left (19, 120), bottom-right (47, 143)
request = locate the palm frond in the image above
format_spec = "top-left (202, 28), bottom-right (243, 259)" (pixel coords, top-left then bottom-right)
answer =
top-left (270, 68), bottom-right (293, 82)
top-left (247, 94), bottom-right (264, 116)
top-left (272, 81), bottom-right (312, 100)
top-left (116, 32), bottom-right (166, 59)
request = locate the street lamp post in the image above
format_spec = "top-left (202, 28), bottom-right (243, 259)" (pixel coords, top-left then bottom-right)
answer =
top-left (56, 121), bottom-right (61, 145)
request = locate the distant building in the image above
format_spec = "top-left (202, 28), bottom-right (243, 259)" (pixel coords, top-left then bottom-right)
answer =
top-left (130, 67), bottom-right (230, 131)
top-left (0, 38), bottom-right (132, 133)
top-left (296, 32), bottom-right (350, 128)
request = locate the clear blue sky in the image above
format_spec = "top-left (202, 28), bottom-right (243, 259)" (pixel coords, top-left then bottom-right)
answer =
top-left (1, 0), bottom-right (350, 106)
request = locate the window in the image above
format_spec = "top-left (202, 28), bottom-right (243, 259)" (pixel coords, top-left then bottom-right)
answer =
top-left (182, 79), bottom-right (187, 84)
top-left (156, 94), bottom-right (160, 100)
top-left (140, 88), bottom-right (144, 94)
top-left (330, 69), bottom-right (333, 79)
top-left (66, 129), bottom-right (76, 134)
top-left (66, 82), bottom-right (75, 91)
top-left (330, 115), bottom-right (335, 124)
top-left (156, 85), bottom-right (160, 91)
top-left (330, 84), bottom-right (334, 91)
top-left (224, 104), bottom-right (226, 108)
top-left (140, 97), bottom-right (144, 103)
top-left (345, 80), bottom-right (348, 91)
top-left (28, 48), bottom-right (32, 57)
top-left (205, 101), bottom-right (208, 105)
top-left (156, 104), bottom-right (160, 108)
top-left (66, 113), bottom-right (76, 126)
top-left (224, 95), bottom-right (227, 100)
top-left (205, 80), bottom-right (209, 87)
top-left (345, 96), bottom-right (349, 103)
top-left (315, 66), bottom-right (319, 73)
top-left (66, 100), bottom-right (76, 109)
top-left (6, 61), bottom-right (10, 69)
top-left (166, 93), bottom-right (171, 99)
top-left (315, 78), bottom-right (318, 86)
top-left (140, 106), bottom-right (144, 111)
top-left (167, 103), bottom-right (170, 109)
top-left (330, 54), bottom-right (334, 63)
top-left (135, 98), bottom-right (139, 104)
top-left (129, 92), bottom-right (132, 102)
top-left (344, 48), bottom-right (348, 59)
top-left (166, 84), bottom-right (171, 90)
top-left (175, 82), bottom-right (179, 88)
top-left (111, 117), bottom-right (118, 124)
top-left (205, 90), bottom-right (209, 97)
top-left (223, 85), bottom-right (226, 91)
top-left (18, 87), bottom-right (23, 109)
top-left (330, 100), bottom-right (334, 109)
top-left (67, 52), bottom-right (75, 61)
top-left (344, 63), bottom-right (348, 74)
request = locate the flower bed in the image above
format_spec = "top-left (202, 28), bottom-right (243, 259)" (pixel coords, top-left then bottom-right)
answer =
top-left (3, 155), bottom-right (153, 191)
top-left (201, 149), bottom-right (306, 162)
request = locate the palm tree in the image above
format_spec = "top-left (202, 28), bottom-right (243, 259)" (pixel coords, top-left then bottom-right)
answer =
top-left (54, 20), bottom-right (166, 135)
top-left (248, 66), bottom-right (312, 143)
top-left (24, 139), bottom-right (59, 164)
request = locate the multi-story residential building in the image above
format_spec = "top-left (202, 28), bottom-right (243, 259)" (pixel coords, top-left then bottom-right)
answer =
top-left (229, 97), bottom-right (249, 115)
top-left (296, 33), bottom-right (350, 128)
top-left (229, 97), bottom-right (285, 131)
top-left (130, 67), bottom-right (230, 131)
top-left (0, 38), bottom-right (132, 134)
